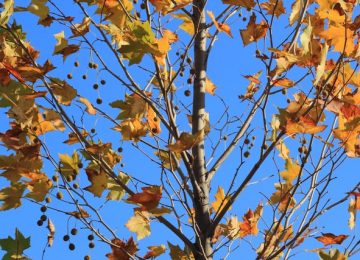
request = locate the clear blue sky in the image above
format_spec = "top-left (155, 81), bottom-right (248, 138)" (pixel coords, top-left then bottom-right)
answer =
top-left (1, 1), bottom-right (359, 259)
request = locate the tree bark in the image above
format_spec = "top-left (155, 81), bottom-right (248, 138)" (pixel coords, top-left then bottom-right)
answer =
top-left (192, 1), bottom-right (213, 259)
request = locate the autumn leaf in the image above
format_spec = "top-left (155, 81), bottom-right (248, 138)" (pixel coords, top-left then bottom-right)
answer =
top-left (318, 249), bottom-right (348, 260)
top-left (222, 0), bottom-right (255, 9)
top-left (125, 211), bottom-right (151, 240)
top-left (115, 118), bottom-right (148, 141)
top-left (48, 77), bottom-right (77, 106)
top-left (276, 140), bottom-right (289, 160)
top-left (147, 106), bottom-right (161, 135)
top-left (0, 0), bottom-right (14, 26)
top-left (68, 207), bottom-right (90, 219)
top-left (0, 228), bottom-right (30, 260)
top-left (280, 159), bottom-right (301, 183)
top-left (260, 0), bottom-right (286, 18)
top-left (205, 77), bottom-right (217, 95)
top-left (271, 78), bottom-right (294, 88)
top-left (167, 129), bottom-right (204, 152)
top-left (126, 186), bottom-right (162, 211)
top-left (70, 17), bottom-right (91, 38)
top-left (84, 168), bottom-right (109, 197)
top-left (106, 172), bottom-right (130, 201)
top-left (315, 233), bottom-right (348, 246)
top-left (106, 237), bottom-right (138, 260)
top-left (240, 13), bottom-right (268, 46)
top-left (0, 183), bottom-right (26, 211)
top-left (238, 203), bottom-right (263, 237)
top-left (53, 31), bottom-right (80, 61)
top-left (168, 242), bottom-right (194, 260)
top-left (269, 182), bottom-right (296, 212)
top-left (285, 116), bottom-right (327, 135)
top-left (58, 151), bottom-right (80, 178)
top-left (143, 244), bottom-right (166, 259)
top-left (207, 11), bottom-right (233, 38)
top-left (28, 0), bottom-right (50, 25)
top-left (79, 97), bottom-right (96, 115)
top-left (348, 199), bottom-right (357, 229)
top-left (173, 14), bottom-right (194, 35)
top-left (47, 219), bottom-right (55, 247)
top-left (319, 25), bottom-right (356, 56)
top-left (154, 150), bottom-right (181, 170)
top-left (212, 186), bottom-right (231, 214)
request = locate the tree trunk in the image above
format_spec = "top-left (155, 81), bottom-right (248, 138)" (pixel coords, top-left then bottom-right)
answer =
top-left (192, 1), bottom-right (213, 259)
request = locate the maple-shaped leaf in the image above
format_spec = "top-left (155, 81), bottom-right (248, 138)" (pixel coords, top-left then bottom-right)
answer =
top-left (280, 159), bottom-right (300, 183)
top-left (269, 182), bottom-right (295, 212)
top-left (79, 97), bottom-right (96, 115)
top-left (36, 109), bottom-right (66, 135)
top-left (114, 118), bottom-right (148, 141)
top-left (0, 228), bottom-right (30, 260)
top-left (167, 129), bottom-right (204, 152)
top-left (126, 186), bottom-right (162, 211)
top-left (318, 249), bottom-right (348, 260)
top-left (222, 0), bottom-right (255, 9)
top-left (0, 0), bottom-right (14, 26)
top-left (84, 168), bottom-right (109, 197)
top-left (143, 244), bottom-right (166, 259)
top-left (168, 242), bottom-right (195, 260)
top-left (125, 211), bottom-right (151, 240)
top-left (27, 0), bottom-right (50, 25)
top-left (207, 11), bottom-right (233, 38)
top-left (63, 130), bottom-right (88, 145)
top-left (95, 0), bottom-right (133, 29)
top-left (48, 77), bottom-right (77, 106)
top-left (240, 13), bottom-right (268, 46)
top-left (24, 172), bottom-right (52, 202)
top-left (58, 151), bottom-right (80, 178)
top-left (260, 0), bottom-right (286, 18)
top-left (53, 31), bottom-right (80, 61)
top-left (110, 93), bottom-right (149, 120)
top-left (319, 25), bottom-right (356, 56)
top-left (285, 115), bottom-right (327, 135)
top-left (173, 14), bottom-right (194, 35)
top-left (106, 172), bottom-right (130, 201)
top-left (220, 216), bottom-right (241, 239)
top-left (70, 17), bottom-right (91, 38)
top-left (154, 150), bottom-right (181, 170)
top-left (150, 0), bottom-right (190, 14)
top-left (238, 203), bottom-right (263, 237)
top-left (106, 237), bottom-right (138, 260)
top-left (154, 29), bottom-right (178, 65)
top-left (212, 186), bottom-right (231, 214)
top-left (0, 183), bottom-right (26, 211)
top-left (240, 70), bottom-right (262, 100)
top-left (68, 207), bottom-right (90, 219)
top-left (315, 233), bottom-right (348, 246)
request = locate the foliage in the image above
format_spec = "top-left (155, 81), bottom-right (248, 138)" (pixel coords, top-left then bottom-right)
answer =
top-left (1, 0), bottom-right (360, 259)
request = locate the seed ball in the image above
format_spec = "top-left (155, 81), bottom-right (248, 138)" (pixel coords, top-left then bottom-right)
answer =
top-left (88, 234), bottom-right (94, 241)
top-left (67, 74), bottom-right (73, 79)
top-left (117, 147), bottom-right (123, 153)
top-left (184, 90), bottom-right (191, 96)
top-left (56, 191), bottom-right (63, 200)
top-left (187, 78), bottom-right (193, 84)
top-left (96, 98), bottom-right (102, 104)
top-left (52, 175), bottom-right (59, 182)
top-left (93, 83), bottom-right (99, 90)
top-left (140, 3), bottom-right (146, 9)
top-left (37, 220), bottom-right (43, 226)
top-left (77, 162), bottom-right (83, 168)
top-left (244, 151), bottom-right (250, 158)
top-left (89, 242), bottom-right (95, 248)
top-left (40, 205), bottom-right (47, 212)
top-left (63, 235), bottom-right (70, 241)
top-left (45, 197), bottom-right (52, 203)
top-left (90, 128), bottom-right (96, 134)
top-left (40, 215), bottom-right (47, 222)
top-left (71, 228), bottom-right (78, 236)
top-left (74, 61), bottom-right (79, 67)
top-left (66, 175), bottom-right (73, 182)
top-left (69, 243), bottom-right (75, 251)
top-left (84, 256), bottom-right (90, 260)
top-left (73, 183), bottom-right (79, 189)
top-left (244, 138), bottom-right (250, 144)
top-left (100, 79), bottom-right (106, 85)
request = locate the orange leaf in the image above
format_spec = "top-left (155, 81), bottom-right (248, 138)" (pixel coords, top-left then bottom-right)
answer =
top-left (205, 77), bottom-right (217, 95)
top-left (79, 97), bottom-right (96, 115)
top-left (285, 116), bottom-right (327, 135)
top-left (222, 0), bottom-right (255, 9)
top-left (315, 233), bottom-right (348, 246)
top-left (260, 0), bottom-right (286, 17)
top-left (240, 13), bottom-right (268, 46)
top-left (272, 78), bottom-right (294, 88)
top-left (167, 129), bottom-right (204, 152)
top-left (207, 11), bottom-right (233, 38)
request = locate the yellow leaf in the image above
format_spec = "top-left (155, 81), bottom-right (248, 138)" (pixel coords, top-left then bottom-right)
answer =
top-left (349, 199), bottom-right (356, 229)
top-left (115, 118), bottom-right (148, 141)
top-left (289, 0), bottom-right (301, 25)
top-left (28, 0), bottom-right (49, 23)
top-left (269, 182), bottom-right (296, 212)
top-left (125, 211), bottom-right (151, 240)
top-left (260, 0), bottom-right (286, 18)
top-left (319, 25), bottom-right (356, 56)
top-left (71, 17), bottom-right (91, 38)
top-left (49, 78), bottom-right (77, 106)
top-left (205, 77), bottom-right (217, 95)
top-left (168, 242), bottom-right (195, 260)
top-left (84, 168), bottom-right (108, 197)
top-left (280, 159), bottom-right (300, 183)
top-left (79, 97), bottom-right (96, 115)
top-left (167, 129), bottom-right (204, 152)
top-left (144, 244), bottom-right (166, 259)
top-left (212, 186), bottom-right (231, 213)
top-left (0, 183), bottom-right (26, 211)
top-left (276, 141), bottom-right (289, 160)
top-left (173, 14), bottom-right (194, 35)
top-left (0, 0), bottom-right (14, 26)
top-left (53, 31), bottom-right (80, 61)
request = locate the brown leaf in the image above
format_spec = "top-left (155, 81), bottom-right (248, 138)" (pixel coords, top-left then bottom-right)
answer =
top-left (106, 237), bottom-right (138, 260)
top-left (315, 233), bottom-right (348, 246)
top-left (126, 186), bottom-right (162, 211)
top-left (240, 13), bottom-right (268, 46)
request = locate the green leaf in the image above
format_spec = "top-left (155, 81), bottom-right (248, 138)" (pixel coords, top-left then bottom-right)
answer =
top-left (106, 172), bottom-right (130, 201)
top-left (0, 0), bottom-right (14, 26)
top-left (58, 151), bottom-right (80, 178)
top-left (0, 228), bottom-right (30, 260)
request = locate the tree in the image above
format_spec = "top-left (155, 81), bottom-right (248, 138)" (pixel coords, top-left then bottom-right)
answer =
top-left (0, 0), bottom-right (360, 259)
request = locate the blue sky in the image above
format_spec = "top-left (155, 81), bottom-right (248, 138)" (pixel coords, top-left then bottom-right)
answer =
top-left (1, 1), bottom-right (360, 259)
